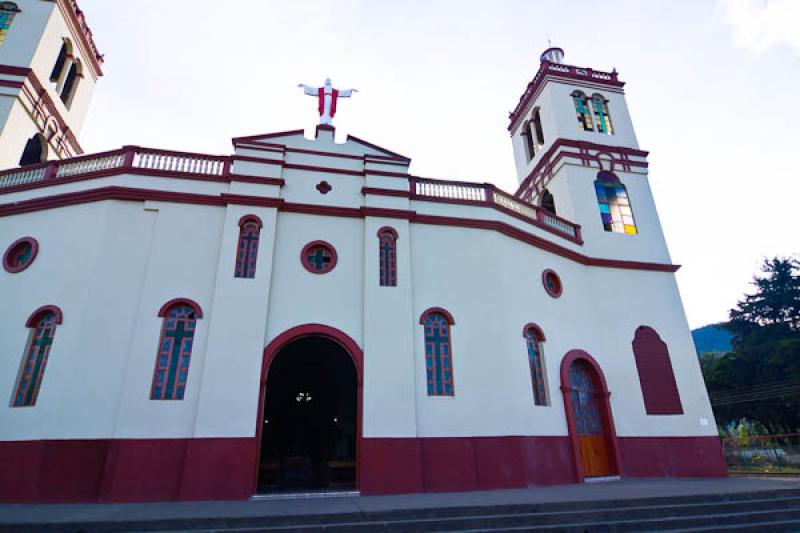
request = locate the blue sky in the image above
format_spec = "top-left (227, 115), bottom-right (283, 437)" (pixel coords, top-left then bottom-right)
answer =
top-left (77, 0), bottom-right (799, 328)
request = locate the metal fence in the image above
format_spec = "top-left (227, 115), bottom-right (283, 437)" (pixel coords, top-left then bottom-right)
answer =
top-left (722, 433), bottom-right (800, 474)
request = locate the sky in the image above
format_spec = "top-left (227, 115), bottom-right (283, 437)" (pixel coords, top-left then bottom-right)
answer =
top-left (76, 0), bottom-right (799, 329)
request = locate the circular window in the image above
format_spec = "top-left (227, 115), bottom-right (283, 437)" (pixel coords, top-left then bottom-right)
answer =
top-left (3, 237), bottom-right (39, 273)
top-left (542, 269), bottom-right (563, 298)
top-left (301, 240), bottom-right (337, 274)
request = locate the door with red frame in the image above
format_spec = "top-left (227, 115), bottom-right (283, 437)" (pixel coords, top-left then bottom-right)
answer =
top-left (569, 360), bottom-right (616, 477)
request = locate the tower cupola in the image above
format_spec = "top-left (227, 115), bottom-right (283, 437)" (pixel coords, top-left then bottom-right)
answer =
top-left (540, 46), bottom-right (564, 64)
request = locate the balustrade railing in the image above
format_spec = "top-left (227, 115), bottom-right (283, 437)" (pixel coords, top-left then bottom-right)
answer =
top-left (0, 146), bottom-right (230, 189)
top-left (411, 177), bottom-right (581, 242)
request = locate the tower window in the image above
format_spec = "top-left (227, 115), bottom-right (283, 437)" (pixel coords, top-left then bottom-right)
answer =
top-left (0, 2), bottom-right (19, 48)
top-left (19, 134), bottom-right (47, 166)
top-left (592, 94), bottom-right (614, 134)
top-left (523, 324), bottom-right (548, 406)
top-left (571, 91), bottom-right (593, 132)
top-left (12, 306), bottom-right (63, 407)
top-left (150, 299), bottom-right (202, 400)
top-left (60, 60), bottom-right (81, 108)
top-left (594, 170), bottom-right (637, 234)
top-left (50, 42), bottom-right (69, 82)
top-left (532, 107), bottom-right (545, 146)
top-left (522, 124), bottom-right (535, 160)
top-left (377, 227), bottom-right (398, 287)
top-left (540, 189), bottom-right (556, 215)
top-left (420, 308), bottom-right (455, 396)
top-left (234, 215), bottom-right (262, 278)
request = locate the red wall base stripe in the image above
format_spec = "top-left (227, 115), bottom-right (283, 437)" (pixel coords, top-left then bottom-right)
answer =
top-left (0, 435), bottom-right (725, 503)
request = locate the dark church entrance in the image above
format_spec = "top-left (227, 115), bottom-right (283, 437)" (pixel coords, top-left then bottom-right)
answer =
top-left (257, 336), bottom-right (358, 493)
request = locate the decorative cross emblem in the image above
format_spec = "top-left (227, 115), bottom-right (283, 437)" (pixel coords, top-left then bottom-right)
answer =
top-left (307, 247), bottom-right (332, 271)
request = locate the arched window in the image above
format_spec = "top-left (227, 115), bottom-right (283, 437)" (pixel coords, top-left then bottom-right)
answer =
top-left (532, 107), bottom-right (545, 146)
top-left (150, 299), bottom-right (202, 400)
top-left (19, 134), bottom-right (47, 166)
top-left (12, 306), bottom-right (63, 407)
top-left (234, 215), bottom-right (262, 278)
top-left (571, 91), bottom-right (593, 132)
top-left (540, 189), bottom-right (556, 215)
top-left (420, 308), bottom-right (455, 396)
top-left (523, 323), bottom-right (548, 405)
top-left (0, 2), bottom-right (19, 47)
top-left (49, 41), bottom-right (70, 82)
top-left (377, 227), bottom-right (398, 287)
top-left (592, 94), bottom-right (613, 134)
top-left (594, 171), bottom-right (637, 234)
top-left (59, 59), bottom-right (80, 108)
top-left (632, 326), bottom-right (683, 415)
top-left (521, 123), bottom-right (535, 160)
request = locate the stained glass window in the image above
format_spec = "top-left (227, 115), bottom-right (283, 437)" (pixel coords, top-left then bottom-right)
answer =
top-left (3, 237), bottom-right (38, 273)
top-left (151, 304), bottom-right (198, 400)
top-left (0, 3), bottom-right (18, 48)
top-left (423, 312), bottom-right (454, 396)
top-left (569, 360), bottom-right (602, 435)
top-left (572, 91), bottom-right (593, 132)
top-left (378, 228), bottom-right (397, 287)
top-left (525, 327), bottom-right (548, 406)
top-left (592, 94), bottom-right (614, 134)
top-left (13, 310), bottom-right (58, 407)
top-left (542, 269), bottom-right (563, 298)
top-left (234, 217), bottom-right (261, 278)
top-left (594, 171), bottom-right (637, 235)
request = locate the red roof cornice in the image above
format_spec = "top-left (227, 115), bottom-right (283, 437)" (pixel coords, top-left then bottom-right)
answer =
top-left (56, 0), bottom-right (103, 78)
top-left (508, 61), bottom-right (623, 133)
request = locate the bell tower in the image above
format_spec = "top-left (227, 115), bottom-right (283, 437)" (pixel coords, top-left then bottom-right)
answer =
top-left (0, 0), bottom-right (103, 170)
top-left (508, 47), bottom-right (671, 264)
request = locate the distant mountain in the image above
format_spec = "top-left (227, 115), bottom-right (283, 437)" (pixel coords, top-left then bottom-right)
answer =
top-left (691, 324), bottom-right (733, 357)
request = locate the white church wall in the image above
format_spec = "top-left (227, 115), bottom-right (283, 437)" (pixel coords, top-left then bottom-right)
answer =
top-left (0, 0), bottom-right (53, 70)
top-left (280, 166), bottom-right (363, 208)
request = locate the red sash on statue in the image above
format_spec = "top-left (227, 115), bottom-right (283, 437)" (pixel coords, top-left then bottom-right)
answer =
top-left (317, 88), bottom-right (340, 117)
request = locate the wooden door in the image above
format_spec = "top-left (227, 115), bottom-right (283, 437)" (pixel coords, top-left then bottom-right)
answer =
top-left (569, 361), bottom-right (615, 477)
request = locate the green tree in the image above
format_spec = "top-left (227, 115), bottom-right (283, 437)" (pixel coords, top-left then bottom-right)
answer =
top-left (702, 257), bottom-right (800, 433)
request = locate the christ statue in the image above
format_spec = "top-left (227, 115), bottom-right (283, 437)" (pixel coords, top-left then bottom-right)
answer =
top-left (298, 78), bottom-right (357, 125)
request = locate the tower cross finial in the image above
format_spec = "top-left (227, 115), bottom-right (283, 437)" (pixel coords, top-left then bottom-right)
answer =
top-left (297, 78), bottom-right (358, 126)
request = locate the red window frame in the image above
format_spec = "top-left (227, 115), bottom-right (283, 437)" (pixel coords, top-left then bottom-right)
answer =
top-left (301, 240), bottom-right (337, 274)
top-left (377, 226), bottom-right (398, 287)
top-left (234, 215), bottom-right (263, 279)
top-left (420, 307), bottom-right (456, 397)
top-left (150, 298), bottom-right (203, 401)
top-left (523, 323), bottom-right (548, 406)
top-left (3, 236), bottom-right (39, 273)
top-left (12, 305), bottom-right (63, 407)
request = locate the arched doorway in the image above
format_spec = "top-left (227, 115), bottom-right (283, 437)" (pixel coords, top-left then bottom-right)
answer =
top-left (561, 350), bottom-right (621, 480)
top-left (256, 325), bottom-right (362, 493)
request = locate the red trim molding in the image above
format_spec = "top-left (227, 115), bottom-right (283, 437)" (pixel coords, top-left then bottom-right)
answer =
top-left (56, 0), bottom-right (104, 78)
top-left (157, 298), bottom-right (203, 319)
top-left (376, 226), bottom-right (398, 239)
top-left (522, 322), bottom-right (546, 341)
top-left (0, 186), bottom-right (680, 274)
top-left (3, 236), bottom-right (39, 273)
top-left (237, 214), bottom-right (263, 229)
top-left (419, 307), bottom-right (455, 325)
top-left (25, 305), bottom-right (63, 327)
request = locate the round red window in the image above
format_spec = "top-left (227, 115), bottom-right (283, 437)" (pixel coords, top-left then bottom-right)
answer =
top-left (301, 240), bottom-right (337, 274)
top-left (3, 237), bottom-right (39, 273)
top-left (542, 269), bottom-right (563, 298)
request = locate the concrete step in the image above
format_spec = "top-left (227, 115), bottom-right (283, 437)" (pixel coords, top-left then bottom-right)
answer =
top-left (7, 489), bottom-right (800, 533)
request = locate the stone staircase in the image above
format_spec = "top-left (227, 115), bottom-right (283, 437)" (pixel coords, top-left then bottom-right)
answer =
top-left (6, 487), bottom-right (800, 532)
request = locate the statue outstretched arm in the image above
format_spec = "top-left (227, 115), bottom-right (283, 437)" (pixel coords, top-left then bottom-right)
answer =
top-left (297, 83), bottom-right (318, 96)
top-left (338, 88), bottom-right (358, 98)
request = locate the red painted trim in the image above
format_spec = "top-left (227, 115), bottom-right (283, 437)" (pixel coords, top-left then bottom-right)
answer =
top-left (0, 187), bottom-right (680, 273)
top-left (256, 324), bottom-right (364, 494)
top-left (56, 0), bottom-right (104, 77)
top-left (522, 322), bottom-right (546, 341)
top-left (231, 129), bottom-right (306, 143)
top-left (362, 187), bottom-right (411, 198)
top-left (300, 240), bottom-right (338, 274)
top-left (345, 134), bottom-right (410, 161)
top-left (419, 307), bottom-right (455, 325)
top-left (376, 226), bottom-right (399, 239)
top-left (0, 79), bottom-right (23, 88)
top-left (25, 305), bottom-right (63, 327)
top-left (237, 214), bottom-right (263, 228)
top-left (157, 298), bottom-right (203, 319)
top-left (542, 269), bottom-right (563, 298)
top-left (3, 236), bottom-right (39, 273)
top-left (560, 350), bottom-right (623, 481)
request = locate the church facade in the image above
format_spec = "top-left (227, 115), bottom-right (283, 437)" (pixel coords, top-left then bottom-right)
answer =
top-left (0, 1), bottom-right (726, 503)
